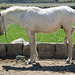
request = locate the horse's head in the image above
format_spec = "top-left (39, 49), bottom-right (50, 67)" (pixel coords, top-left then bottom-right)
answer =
top-left (0, 13), bottom-right (4, 36)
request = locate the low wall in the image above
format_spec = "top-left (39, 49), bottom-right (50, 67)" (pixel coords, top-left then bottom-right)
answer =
top-left (0, 43), bottom-right (75, 59)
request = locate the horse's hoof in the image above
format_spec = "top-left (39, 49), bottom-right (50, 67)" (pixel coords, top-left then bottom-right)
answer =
top-left (66, 59), bottom-right (70, 64)
top-left (25, 61), bottom-right (31, 65)
top-left (66, 43), bottom-right (68, 46)
top-left (28, 61), bottom-right (32, 64)
top-left (25, 60), bottom-right (31, 65)
top-left (28, 60), bottom-right (35, 64)
top-left (25, 59), bottom-right (36, 65)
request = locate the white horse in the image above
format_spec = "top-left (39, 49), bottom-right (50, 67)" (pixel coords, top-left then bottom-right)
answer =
top-left (0, 6), bottom-right (75, 64)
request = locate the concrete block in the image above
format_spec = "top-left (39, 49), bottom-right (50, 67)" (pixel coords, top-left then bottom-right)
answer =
top-left (55, 43), bottom-right (68, 59)
top-left (72, 44), bottom-right (75, 59)
top-left (0, 43), bottom-right (6, 58)
top-left (23, 42), bottom-right (30, 57)
top-left (7, 43), bottom-right (23, 58)
top-left (38, 43), bottom-right (56, 58)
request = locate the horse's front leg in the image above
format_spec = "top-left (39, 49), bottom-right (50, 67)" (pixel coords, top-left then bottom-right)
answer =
top-left (66, 33), bottom-right (73, 63)
top-left (63, 27), bottom-right (75, 46)
top-left (26, 31), bottom-right (38, 64)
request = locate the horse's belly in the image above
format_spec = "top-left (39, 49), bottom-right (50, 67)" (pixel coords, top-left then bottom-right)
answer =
top-left (33, 18), bottom-right (61, 33)
top-left (34, 24), bottom-right (60, 33)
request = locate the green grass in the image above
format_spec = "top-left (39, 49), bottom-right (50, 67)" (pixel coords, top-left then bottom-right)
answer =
top-left (0, 3), bottom-right (75, 8)
top-left (0, 24), bottom-right (75, 44)
top-left (0, 9), bottom-right (3, 12)
top-left (0, 24), bottom-right (28, 43)
top-left (36, 29), bottom-right (66, 43)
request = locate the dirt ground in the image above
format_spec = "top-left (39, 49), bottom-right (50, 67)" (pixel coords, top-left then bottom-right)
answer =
top-left (0, 59), bottom-right (75, 75)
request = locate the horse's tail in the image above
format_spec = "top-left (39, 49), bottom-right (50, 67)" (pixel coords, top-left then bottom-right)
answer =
top-left (71, 27), bottom-right (75, 35)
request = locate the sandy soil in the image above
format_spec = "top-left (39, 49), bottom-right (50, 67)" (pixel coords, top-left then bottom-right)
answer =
top-left (0, 59), bottom-right (75, 75)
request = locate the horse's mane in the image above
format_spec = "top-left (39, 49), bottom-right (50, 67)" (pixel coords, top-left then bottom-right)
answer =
top-left (1, 6), bottom-right (40, 15)
top-left (1, 6), bottom-right (75, 16)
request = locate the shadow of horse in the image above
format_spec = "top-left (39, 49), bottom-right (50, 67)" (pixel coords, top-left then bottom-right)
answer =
top-left (2, 63), bottom-right (75, 73)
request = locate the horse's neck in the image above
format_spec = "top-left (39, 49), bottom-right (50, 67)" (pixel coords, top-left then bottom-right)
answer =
top-left (4, 12), bottom-right (22, 27)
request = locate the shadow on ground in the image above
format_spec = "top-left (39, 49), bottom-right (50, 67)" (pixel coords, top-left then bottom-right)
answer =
top-left (2, 63), bottom-right (75, 73)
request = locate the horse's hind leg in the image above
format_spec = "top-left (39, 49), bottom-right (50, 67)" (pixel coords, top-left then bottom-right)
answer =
top-left (63, 37), bottom-right (68, 46)
top-left (64, 27), bottom-right (75, 46)
top-left (26, 31), bottom-right (38, 64)
top-left (65, 32), bottom-right (73, 63)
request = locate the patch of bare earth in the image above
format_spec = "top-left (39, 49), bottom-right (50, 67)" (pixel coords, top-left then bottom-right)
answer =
top-left (0, 59), bottom-right (75, 75)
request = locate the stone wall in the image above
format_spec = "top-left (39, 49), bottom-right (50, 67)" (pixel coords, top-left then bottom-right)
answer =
top-left (0, 43), bottom-right (75, 59)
